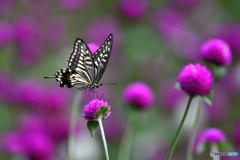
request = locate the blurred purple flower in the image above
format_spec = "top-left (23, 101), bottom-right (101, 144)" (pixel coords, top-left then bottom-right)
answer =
top-left (200, 38), bottom-right (232, 66)
top-left (0, 22), bottom-right (15, 46)
top-left (22, 131), bottom-right (54, 160)
top-left (82, 99), bottom-right (111, 120)
top-left (15, 18), bottom-right (43, 66)
top-left (160, 80), bottom-right (186, 110)
top-left (178, 63), bottom-right (213, 97)
top-left (119, 0), bottom-right (149, 19)
top-left (123, 82), bottom-right (154, 109)
top-left (233, 122), bottom-right (240, 145)
top-left (200, 128), bottom-right (226, 143)
top-left (88, 43), bottom-right (99, 54)
top-left (59, 0), bottom-right (85, 11)
top-left (0, 0), bottom-right (15, 13)
top-left (1, 131), bottom-right (23, 155)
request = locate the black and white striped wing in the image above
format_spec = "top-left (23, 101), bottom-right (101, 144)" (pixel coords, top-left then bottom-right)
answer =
top-left (92, 33), bottom-right (113, 84)
top-left (67, 38), bottom-right (95, 87)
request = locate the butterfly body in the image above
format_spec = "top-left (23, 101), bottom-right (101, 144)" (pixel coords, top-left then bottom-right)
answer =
top-left (45, 33), bottom-right (113, 91)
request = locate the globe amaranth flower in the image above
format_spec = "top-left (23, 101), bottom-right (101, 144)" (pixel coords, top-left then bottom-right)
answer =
top-left (200, 38), bottom-right (232, 66)
top-left (200, 128), bottom-right (226, 143)
top-left (82, 99), bottom-right (111, 120)
top-left (178, 63), bottom-right (213, 97)
top-left (122, 82), bottom-right (154, 109)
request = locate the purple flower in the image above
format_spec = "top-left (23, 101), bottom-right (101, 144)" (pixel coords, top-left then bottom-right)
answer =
top-left (178, 63), bottom-right (213, 96)
top-left (119, 0), bottom-right (149, 19)
top-left (233, 122), bottom-right (240, 145)
top-left (0, 72), bottom-right (16, 103)
top-left (59, 0), bottom-right (85, 11)
top-left (88, 43), bottom-right (99, 55)
top-left (200, 38), bottom-right (232, 66)
top-left (200, 128), bottom-right (226, 143)
top-left (0, 22), bottom-right (15, 46)
top-left (82, 99), bottom-right (111, 120)
top-left (19, 115), bottom-right (45, 133)
top-left (122, 82), bottom-right (154, 109)
top-left (22, 131), bottom-right (54, 160)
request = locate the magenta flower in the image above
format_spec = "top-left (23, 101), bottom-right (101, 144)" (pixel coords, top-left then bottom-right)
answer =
top-left (88, 43), bottom-right (99, 54)
top-left (178, 63), bottom-right (213, 96)
top-left (200, 38), bottom-right (232, 66)
top-left (123, 82), bottom-right (154, 109)
top-left (119, 0), bottom-right (149, 19)
top-left (82, 99), bottom-right (111, 120)
top-left (200, 128), bottom-right (226, 143)
top-left (22, 131), bottom-right (54, 160)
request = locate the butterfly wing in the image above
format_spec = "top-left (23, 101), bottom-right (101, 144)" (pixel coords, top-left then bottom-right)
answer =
top-left (67, 38), bottom-right (96, 87)
top-left (92, 33), bottom-right (113, 84)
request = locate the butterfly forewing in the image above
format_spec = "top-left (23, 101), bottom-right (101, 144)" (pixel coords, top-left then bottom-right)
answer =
top-left (92, 33), bottom-right (113, 83)
top-left (67, 38), bottom-right (95, 84)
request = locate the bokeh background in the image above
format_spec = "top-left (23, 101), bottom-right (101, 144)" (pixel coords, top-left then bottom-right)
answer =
top-left (0, 0), bottom-right (240, 160)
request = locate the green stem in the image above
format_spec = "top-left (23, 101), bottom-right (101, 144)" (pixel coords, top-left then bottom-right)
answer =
top-left (67, 91), bottom-right (82, 160)
top-left (166, 96), bottom-right (193, 160)
top-left (211, 143), bottom-right (220, 160)
top-left (98, 117), bottom-right (110, 160)
top-left (187, 97), bottom-right (201, 160)
top-left (117, 121), bottom-right (133, 160)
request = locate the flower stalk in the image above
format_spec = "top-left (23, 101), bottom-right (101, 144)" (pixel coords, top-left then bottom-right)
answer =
top-left (98, 117), bottom-right (110, 160)
top-left (166, 96), bottom-right (193, 160)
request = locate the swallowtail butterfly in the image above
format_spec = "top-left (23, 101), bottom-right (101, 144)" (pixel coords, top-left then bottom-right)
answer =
top-left (44, 33), bottom-right (113, 92)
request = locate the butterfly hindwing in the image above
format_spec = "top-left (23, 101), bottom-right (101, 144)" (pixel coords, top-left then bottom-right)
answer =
top-left (92, 33), bottom-right (113, 83)
top-left (67, 38), bottom-right (95, 84)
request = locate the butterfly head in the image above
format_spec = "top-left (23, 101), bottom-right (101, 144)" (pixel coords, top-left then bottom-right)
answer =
top-left (44, 68), bottom-right (74, 88)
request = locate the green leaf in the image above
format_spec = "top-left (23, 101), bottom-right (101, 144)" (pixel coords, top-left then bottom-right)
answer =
top-left (87, 120), bottom-right (99, 137)
top-left (213, 65), bottom-right (226, 82)
top-left (217, 142), bottom-right (234, 150)
top-left (197, 142), bottom-right (211, 155)
top-left (95, 106), bottom-right (109, 119)
top-left (202, 91), bottom-right (213, 106)
top-left (174, 82), bottom-right (182, 91)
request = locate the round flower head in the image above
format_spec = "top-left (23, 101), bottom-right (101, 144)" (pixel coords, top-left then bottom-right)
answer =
top-left (178, 63), bottom-right (213, 97)
top-left (200, 128), bottom-right (226, 143)
top-left (123, 82), bottom-right (154, 109)
top-left (82, 99), bottom-right (111, 120)
top-left (200, 38), bottom-right (232, 66)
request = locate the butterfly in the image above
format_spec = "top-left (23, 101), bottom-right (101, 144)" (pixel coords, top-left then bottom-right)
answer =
top-left (44, 33), bottom-right (113, 92)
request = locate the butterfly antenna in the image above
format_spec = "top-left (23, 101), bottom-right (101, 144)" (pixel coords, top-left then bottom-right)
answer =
top-left (44, 76), bottom-right (56, 79)
top-left (100, 82), bottom-right (117, 85)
